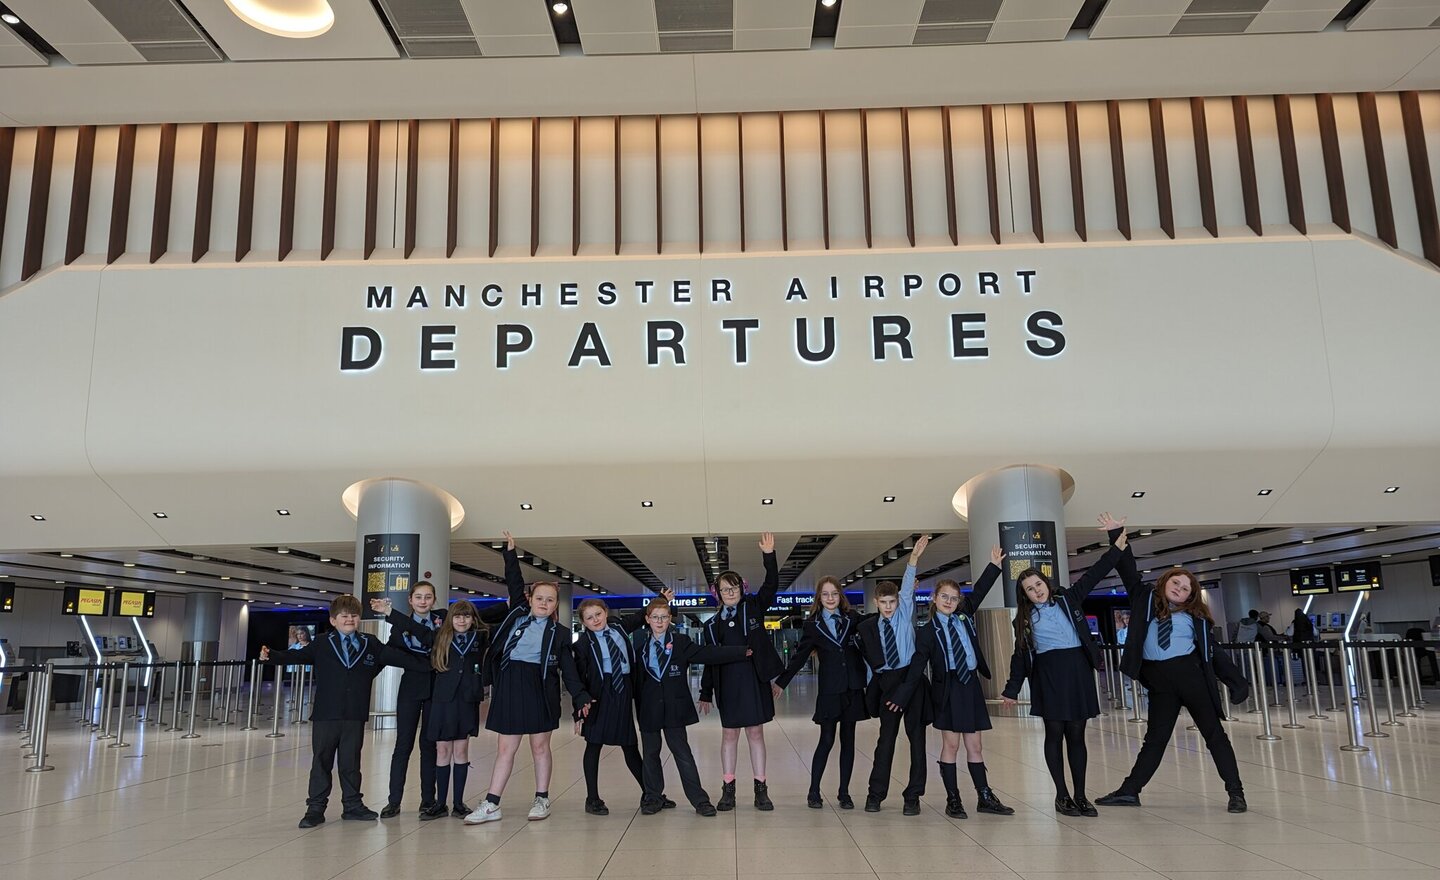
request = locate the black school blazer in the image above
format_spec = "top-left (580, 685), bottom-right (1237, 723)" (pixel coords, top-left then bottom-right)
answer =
top-left (697, 550), bottom-right (785, 702)
top-left (265, 632), bottom-right (429, 722)
top-left (775, 610), bottom-right (868, 695)
top-left (388, 612), bottom-right (489, 704)
top-left (1115, 544), bottom-right (1250, 713)
top-left (631, 629), bottom-right (748, 732)
top-left (481, 546), bottom-right (592, 714)
top-left (384, 608), bottom-right (446, 702)
top-left (571, 618), bottom-right (646, 720)
top-left (1001, 542), bottom-right (1123, 700)
top-left (894, 562), bottom-right (1002, 710)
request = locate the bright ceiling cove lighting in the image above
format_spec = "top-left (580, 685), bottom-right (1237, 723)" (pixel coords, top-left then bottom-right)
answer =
top-left (224, 0), bottom-right (335, 39)
top-left (820, 0), bottom-right (838, 8)
top-left (551, 1), bottom-right (569, 14)
top-left (1, 14), bottom-right (19, 26)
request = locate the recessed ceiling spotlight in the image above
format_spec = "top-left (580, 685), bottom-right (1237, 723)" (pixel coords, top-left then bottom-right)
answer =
top-left (1142, 569), bottom-right (1152, 574)
top-left (551, 1), bottom-right (569, 14)
top-left (54, 580), bottom-right (64, 584)
top-left (290, 585), bottom-right (299, 590)
top-left (1209, 557), bottom-right (1220, 562)
top-left (60, 552), bottom-right (73, 558)
top-left (1302, 539), bottom-right (1314, 544)
top-left (1257, 489), bottom-right (1273, 496)
top-left (175, 569), bottom-right (187, 575)
top-left (153, 512), bottom-right (168, 518)
top-left (1364, 526), bottom-right (1378, 532)
top-left (1, 14), bottom-right (20, 26)
top-left (259, 581), bottom-right (268, 585)
top-left (1223, 534), bottom-right (1239, 540)
top-left (319, 589), bottom-right (327, 594)
top-left (220, 575), bottom-right (231, 580)
top-left (277, 508), bottom-right (291, 516)
top-left (1384, 486), bottom-right (1399, 494)
top-left (223, 0), bottom-right (335, 39)
top-left (883, 496), bottom-right (896, 503)
top-left (1251, 549), bottom-right (1262, 554)
top-left (273, 601), bottom-right (281, 605)
top-left (123, 562), bottom-right (135, 567)
top-left (30, 514), bottom-right (45, 521)
top-left (1131, 491), bottom-right (1145, 498)
top-left (520, 503), bottom-right (533, 510)
top-left (1381, 553), bottom-right (1392, 558)
top-left (320, 557), bottom-right (331, 563)
top-left (761, 498), bottom-right (774, 505)
top-left (820, 0), bottom-right (838, 8)
top-left (641, 501), bottom-right (654, 508)
top-left (277, 547), bottom-right (290, 554)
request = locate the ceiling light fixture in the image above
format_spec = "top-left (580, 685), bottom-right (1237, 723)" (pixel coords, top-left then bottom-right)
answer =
top-left (761, 498), bottom-right (774, 505)
top-left (1302, 539), bottom-right (1314, 544)
top-left (277, 547), bottom-right (290, 554)
top-left (520, 503), bottom-right (533, 510)
top-left (123, 562), bottom-right (136, 567)
top-left (1258, 489), bottom-right (1273, 496)
top-left (1381, 554), bottom-right (1392, 558)
top-left (1384, 486), bottom-right (1399, 494)
top-left (821, 0), bottom-right (838, 8)
top-left (641, 501), bottom-right (654, 508)
top-left (1139, 529), bottom-right (1152, 536)
top-left (220, 575), bottom-right (231, 580)
top-left (277, 508), bottom-right (291, 516)
top-left (59, 553), bottom-right (73, 558)
top-left (1, 14), bottom-right (20, 25)
top-left (883, 496), bottom-right (896, 503)
top-left (1131, 491), bottom-right (1146, 498)
top-left (175, 570), bottom-right (187, 575)
top-left (223, 0), bottom-right (335, 39)
top-left (1364, 526), bottom-right (1378, 532)
top-left (30, 514), bottom-right (45, 521)
top-left (551, 2), bottom-right (570, 14)
top-left (153, 512), bottom-right (168, 519)
top-left (320, 557), bottom-right (331, 563)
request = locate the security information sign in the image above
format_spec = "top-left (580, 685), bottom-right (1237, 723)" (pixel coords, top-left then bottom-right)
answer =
top-left (362, 534), bottom-right (419, 620)
top-left (999, 521), bottom-right (1059, 606)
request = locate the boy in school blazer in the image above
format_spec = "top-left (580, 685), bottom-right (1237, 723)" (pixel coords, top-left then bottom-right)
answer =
top-left (261, 594), bottom-right (430, 829)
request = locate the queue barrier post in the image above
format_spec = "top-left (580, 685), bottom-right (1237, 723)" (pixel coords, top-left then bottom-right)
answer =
top-left (266, 661), bottom-right (286, 738)
top-left (149, 663), bottom-right (167, 726)
top-left (1357, 644), bottom-right (1388, 739)
top-left (1378, 644), bottom-right (1403, 728)
top-left (165, 660), bottom-right (185, 732)
top-left (1339, 642), bottom-right (1371, 752)
top-left (217, 664), bottom-right (235, 726)
top-left (21, 666), bottom-right (43, 758)
top-left (97, 664), bottom-right (116, 740)
top-left (1127, 678), bottom-right (1144, 723)
top-left (18, 666), bottom-right (35, 741)
top-left (1250, 642), bottom-right (1281, 741)
top-left (1304, 645), bottom-right (1329, 720)
top-left (108, 662), bottom-right (132, 748)
top-left (72, 666), bottom-right (90, 724)
top-left (181, 660), bottom-right (202, 739)
top-left (241, 660), bottom-right (260, 731)
top-left (1404, 646), bottom-right (1427, 707)
top-left (1325, 643), bottom-right (1344, 712)
top-left (1281, 645), bottom-right (1304, 730)
top-left (296, 665), bottom-right (311, 725)
top-left (25, 663), bottom-right (55, 773)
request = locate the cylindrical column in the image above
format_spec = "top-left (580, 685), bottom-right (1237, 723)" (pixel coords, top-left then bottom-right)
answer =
top-left (25, 663), bottom-right (55, 773)
top-left (1250, 643), bottom-right (1281, 741)
top-left (1282, 646), bottom-right (1304, 729)
top-left (1378, 645), bottom-right (1402, 727)
top-left (953, 464), bottom-right (1072, 700)
top-left (1304, 646), bottom-right (1329, 720)
top-left (266, 668), bottom-right (286, 737)
top-left (108, 662), bottom-right (131, 748)
top-left (349, 478), bottom-right (462, 727)
top-left (182, 590), bottom-right (223, 670)
top-left (1219, 573), bottom-right (1262, 635)
top-left (181, 660), bottom-right (202, 739)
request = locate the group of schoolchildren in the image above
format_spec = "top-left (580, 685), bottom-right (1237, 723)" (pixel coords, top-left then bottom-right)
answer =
top-left (261, 515), bottom-right (1254, 830)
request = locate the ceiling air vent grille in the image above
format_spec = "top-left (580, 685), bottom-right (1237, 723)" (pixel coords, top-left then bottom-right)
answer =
top-left (88, 0), bottom-right (220, 62)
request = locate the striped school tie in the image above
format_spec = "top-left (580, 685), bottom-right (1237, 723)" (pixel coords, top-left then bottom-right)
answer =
top-left (881, 618), bottom-right (901, 669)
top-left (501, 617), bottom-right (533, 669)
top-left (1158, 617), bottom-right (1173, 650)
top-left (946, 617), bottom-right (970, 684)
top-left (601, 631), bottom-right (624, 693)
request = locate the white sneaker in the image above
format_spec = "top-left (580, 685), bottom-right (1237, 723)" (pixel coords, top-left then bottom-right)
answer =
top-left (527, 796), bottom-right (551, 821)
top-left (463, 801), bottom-right (501, 825)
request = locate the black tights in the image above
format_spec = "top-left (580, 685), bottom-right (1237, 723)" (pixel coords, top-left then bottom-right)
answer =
top-left (583, 741), bottom-right (646, 801)
top-left (810, 718), bottom-right (857, 796)
top-left (1042, 719), bottom-right (1089, 799)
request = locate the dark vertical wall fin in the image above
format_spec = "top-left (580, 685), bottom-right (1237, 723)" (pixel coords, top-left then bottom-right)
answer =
top-left (278, 120), bottom-right (299, 261)
top-left (1024, 103), bottom-right (1044, 243)
top-left (1064, 102), bottom-right (1086, 242)
top-left (572, 117), bottom-right (581, 257)
top-left (738, 113), bottom-right (748, 252)
top-left (404, 119), bottom-right (419, 258)
top-left (1148, 99), bottom-right (1174, 239)
top-left (1273, 95), bottom-right (1306, 234)
top-left (654, 115), bottom-right (662, 255)
top-left (696, 114), bottom-right (704, 254)
top-left (0, 129), bottom-right (13, 266)
top-left (1315, 94), bottom-right (1350, 232)
top-left (321, 121), bottom-right (338, 260)
top-left (942, 106), bottom-right (958, 246)
top-left (148, 122), bottom-right (177, 264)
top-left (901, 107), bottom-right (915, 247)
top-left (530, 117), bottom-right (540, 258)
top-left (66, 125), bottom-right (96, 265)
top-left (364, 120), bottom-right (380, 259)
top-left (859, 109), bottom-right (872, 248)
top-left (192, 122), bottom-right (217, 262)
top-left (779, 111), bottom-right (789, 252)
top-left (1190, 97), bottom-right (1217, 238)
top-left (21, 126), bottom-right (55, 280)
top-left (983, 104), bottom-right (1001, 244)
top-left (612, 115), bottom-right (620, 256)
top-left (1358, 92), bottom-right (1396, 249)
top-left (820, 109), bottom-right (831, 250)
top-left (234, 121), bottom-right (257, 262)
top-left (1232, 96), bottom-right (1263, 236)
top-left (447, 119), bottom-right (460, 258)
top-left (488, 118), bottom-right (499, 258)
top-left (1399, 91), bottom-right (1439, 266)
top-left (108, 123), bottom-right (137, 264)
top-left (1106, 101), bottom-right (1131, 241)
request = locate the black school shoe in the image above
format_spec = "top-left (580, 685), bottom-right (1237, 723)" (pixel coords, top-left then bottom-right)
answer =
top-left (1074, 797), bottom-right (1099, 818)
top-left (297, 812), bottom-right (325, 829)
top-left (451, 803), bottom-right (472, 818)
top-left (807, 792), bottom-right (824, 809)
top-left (419, 803), bottom-right (450, 821)
top-left (753, 780), bottom-right (774, 811)
top-left (863, 796), bottom-right (882, 813)
top-left (1095, 790), bottom-right (1141, 807)
top-left (662, 797), bottom-right (677, 809)
top-left (902, 799), bottom-right (921, 816)
top-left (945, 796), bottom-right (967, 819)
top-left (1227, 793), bottom-right (1248, 814)
top-left (1054, 795), bottom-right (1081, 817)
top-left (586, 797), bottom-right (610, 816)
top-left (696, 801), bottom-right (718, 817)
top-left (341, 806), bottom-right (379, 821)
top-left (640, 800), bottom-right (663, 815)
top-left (975, 788), bottom-right (1014, 816)
top-left (716, 780), bottom-right (737, 811)
top-left (838, 793), bottom-right (855, 810)
top-left (379, 802), bottom-right (402, 819)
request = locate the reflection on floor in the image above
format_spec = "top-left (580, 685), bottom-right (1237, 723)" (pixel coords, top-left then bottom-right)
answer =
top-left (3, 676), bottom-right (1439, 880)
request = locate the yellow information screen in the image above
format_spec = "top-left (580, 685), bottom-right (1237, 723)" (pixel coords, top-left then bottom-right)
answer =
top-left (75, 588), bottom-right (107, 615)
top-left (118, 591), bottom-right (147, 617)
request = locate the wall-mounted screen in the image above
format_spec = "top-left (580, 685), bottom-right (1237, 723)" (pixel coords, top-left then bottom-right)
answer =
top-left (1289, 567), bottom-right (1332, 596)
top-left (1430, 555), bottom-right (1440, 587)
top-left (114, 590), bottom-right (157, 617)
top-left (61, 585), bottom-right (110, 616)
top-left (0, 582), bottom-right (13, 612)
top-left (1335, 562), bottom-right (1383, 592)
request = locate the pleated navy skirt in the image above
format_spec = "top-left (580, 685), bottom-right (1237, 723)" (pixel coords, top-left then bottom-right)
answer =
top-left (581, 676), bottom-right (639, 747)
top-left (485, 661), bottom-right (558, 735)
top-left (427, 698), bottom-right (480, 740)
top-left (813, 688), bottom-right (870, 725)
top-left (932, 672), bottom-right (992, 733)
top-left (1029, 646), bottom-right (1100, 722)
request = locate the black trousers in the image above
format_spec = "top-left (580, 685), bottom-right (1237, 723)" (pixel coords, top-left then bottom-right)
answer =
top-left (1121, 655), bottom-right (1243, 795)
top-left (868, 670), bottom-right (928, 801)
top-left (309, 719), bottom-right (367, 812)
top-left (641, 727), bottom-right (709, 808)
top-left (388, 696), bottom-right (435, 806)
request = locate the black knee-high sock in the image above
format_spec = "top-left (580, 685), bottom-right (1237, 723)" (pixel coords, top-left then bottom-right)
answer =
top-left (583, 742), bottom-right (603, 800)
top-left (435, 764), bottom-right (452, 807)
top-left (452, 762), bottom-right (469, 805)
top-left (837, 720), bottom-right (857, 795)
top-left (1042, 720), bottom-right (1070, 798)
top-left (621, 743), bottom-right (645, 789)
top-left (810, 721), bottom-right (838, 795)
top-left (967, 761), bottom-right (989, 793)
top-left (1063, 720), bottom-right (1088, 799)
top-left (938, 761), bottom-right (959, 797)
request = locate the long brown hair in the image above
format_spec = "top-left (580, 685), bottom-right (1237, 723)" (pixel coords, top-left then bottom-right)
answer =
top-left (808, 576), bottom-right (851, 620)
top-left (432, 599), bottom-right (485, 672)
top-left (1011, 567), bottom-right (1054, 647)
top-left (1152, 568), bottom-right (1213, 623)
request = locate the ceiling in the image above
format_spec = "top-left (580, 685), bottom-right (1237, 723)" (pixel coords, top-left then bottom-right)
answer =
top-left (3, 523), bottom-right (1436, 610)
top-left (0, 1), bottom-right (1438, 124)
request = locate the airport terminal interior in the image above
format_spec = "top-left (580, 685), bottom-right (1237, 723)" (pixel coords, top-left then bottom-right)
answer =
top-left (3, 2), bottom-right (1440, 880)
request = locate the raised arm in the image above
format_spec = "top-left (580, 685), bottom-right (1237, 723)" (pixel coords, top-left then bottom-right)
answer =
top-left (897, 534), bottom-right (929, 628)
top-left (500, 530), bottom-right (526, 607)
top-left (370, 599), bottom-right (436, 646)
top-left (1069, 514), bottom-right (1129, 603)
top-left (963, 545), bottom-right (1006, 616)
top-left (751, 532), bottom-right (780, 612)
top-left (1112, 526), bottom-right (1149, 615)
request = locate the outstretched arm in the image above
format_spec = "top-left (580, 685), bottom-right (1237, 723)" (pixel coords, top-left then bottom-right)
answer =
top-left (774, 628), bottom-right (817, 690)
top-left (897, 535), bottom-right (929, 628)
top-left (963, 545), bottom-right (1006, 616)
top-left (751, 532), bottom-right (780, 611)
top-left (1069, 514), bottom-right (1128, 603)
top-left (500, 530), bottom-right (526, 607)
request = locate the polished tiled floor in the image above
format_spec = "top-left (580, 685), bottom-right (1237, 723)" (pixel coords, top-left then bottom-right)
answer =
top-left (4, 676), bottom-right (1440, 880)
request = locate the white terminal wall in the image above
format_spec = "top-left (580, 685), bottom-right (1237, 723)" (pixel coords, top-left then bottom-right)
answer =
top-left (0, 235), bottom-right (1438, 550)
